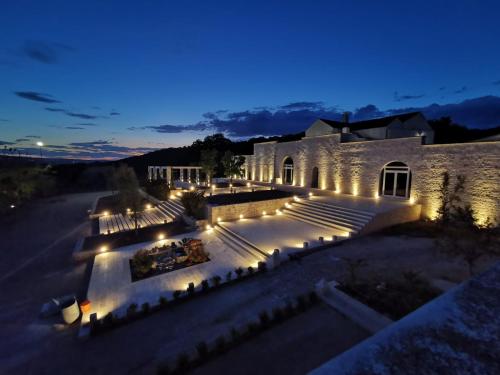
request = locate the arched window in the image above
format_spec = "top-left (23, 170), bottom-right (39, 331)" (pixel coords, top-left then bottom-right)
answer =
top-left (282, 157), bottom-right (294, 185)
top-left (311, 167), bottom-right (319, 188)
top-left (379, 161), bottom-right (411, 198)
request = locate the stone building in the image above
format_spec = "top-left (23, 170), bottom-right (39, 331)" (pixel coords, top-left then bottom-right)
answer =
top-left (243, 112), bottom-right (500, 224)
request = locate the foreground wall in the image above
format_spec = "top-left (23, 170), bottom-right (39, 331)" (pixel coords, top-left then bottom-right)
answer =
top-left (245, 135), bottom-right (500, 224)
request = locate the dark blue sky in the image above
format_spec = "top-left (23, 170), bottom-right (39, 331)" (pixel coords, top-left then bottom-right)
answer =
top-left (1, 0), bottom-right (500, 159)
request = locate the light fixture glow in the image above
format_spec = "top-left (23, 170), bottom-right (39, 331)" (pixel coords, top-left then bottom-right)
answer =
top-left (100, 245), bottom-right (108, 253)
top-left (239, 214), bottom-right (244, 219)
top-left (262, 210), bottom-right (267, 215)
top-left (103, 211), bottom-right (109, 216)
top-left (158, 233), bottom-right (165, 240)
top-left (217, 217), bottom-right (221, 222)
top-left (36, 141), bottom-right (44, 147)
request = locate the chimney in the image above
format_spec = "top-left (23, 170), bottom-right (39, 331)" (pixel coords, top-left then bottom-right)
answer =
top-left (342, 112), bottom-right (350, 123)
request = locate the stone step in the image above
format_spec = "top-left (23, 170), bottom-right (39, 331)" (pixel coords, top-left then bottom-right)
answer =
top-left (289, 204), bottom-right (369, 228)
top-left (283, 209), bottom-right (357, 234)
top-left (217, 224), bottom-right (269, 260)
top-left (214, 226), bottom-right (263, 262)
top-left (156, 205), bottom-right (176, 219)
top-left (296, 199), bottom-right (375, 219)
top-left (285, 206), bottom-right (364, 232)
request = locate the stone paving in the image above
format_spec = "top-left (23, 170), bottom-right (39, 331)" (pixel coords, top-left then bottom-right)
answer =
top-left (85, 228), bottom-right (256, 322)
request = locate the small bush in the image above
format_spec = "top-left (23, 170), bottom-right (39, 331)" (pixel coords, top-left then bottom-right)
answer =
top-left (272, 307), bottom-right (285, 322)
top-left (296, 295), bottom-right (307, 312)
top-left (259, 311), bottom-right (270, 327)
top-left (187, 282), bottom-right (195, 295)
top-left (173, 290), bottom-right (182, 300)
top-left (141, 302), bottom-right (150, 314)
top-left (235, 267), bottom-right (244, 278)
top-left (158, 296), bottom-right (168, 306)
top-left (215, 335), bottom-right (227, 354)
top-left (246, 322), bottom-right (259, 335)
top-left (126, 303), bottom-right (138, 318)
top-left (226, 271), bottom-right (233, 282)
top-left (212, 275), bottom-right (222, 287)
top-left (257, 261), bottom-right (267, 272)
top-left (284, 301), bottom-right (294, 317)
top-left (201, 279), bottom-right (210, 292)
top-left (102, 312), bottom-right (114, 328)
top-left (175, 353), bottom-right (190, 372)
top-left (247, 266), bottom-right (255, 275)
top-left (196, 341), bottom-right (209, 359)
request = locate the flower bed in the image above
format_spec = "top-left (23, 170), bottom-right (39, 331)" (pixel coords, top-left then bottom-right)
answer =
top-left (130, 238), bottom-right (210, 282)
top-left (94, 193), bottom-right (149, 215)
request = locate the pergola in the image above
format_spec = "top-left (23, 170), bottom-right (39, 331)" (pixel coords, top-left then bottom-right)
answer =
top-left (148, 166), bottom-right (203, 185)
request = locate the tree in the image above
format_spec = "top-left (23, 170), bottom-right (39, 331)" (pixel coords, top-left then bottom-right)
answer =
top-left (180, 191), bottom-right (206, 219)
top-left (341, 257), bottom-right (366, 286)
top-left (436, 172), bottom-right (465, 224)
top-left (113, 164), bottom-right (143, 234)
top-left (199, 149), bottom-right (217, 185)
top-left (221, 151), bottom-right (245, 183)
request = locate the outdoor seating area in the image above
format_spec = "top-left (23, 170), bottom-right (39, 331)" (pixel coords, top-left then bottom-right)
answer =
top-left (98, 208), bottom-right (172, 234)
top-left (130, 237), bottom-right (210, 281)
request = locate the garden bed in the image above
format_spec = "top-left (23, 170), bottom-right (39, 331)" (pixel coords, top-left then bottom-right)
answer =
top-left (94, 193), bottom-right (149, 215)
top-left (81, 221), bottom-right (189, 251)
top-left (336, 275), bottom-right (441, 320)
top-left (130, 239), bottom-right (210, 282)
top-left (206, 189), bottom-right (292, 206)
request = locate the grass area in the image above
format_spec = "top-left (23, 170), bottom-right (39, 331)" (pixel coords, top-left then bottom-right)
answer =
top-left (206, 189), bottom-right (293, 206)
top-left (94, 193), bottom-right (149, 215)
top-left (81, 221), bottom-right (189, 251)
top-left (337, 273), bottom-right (441, 320)
top-left (376, 219), bottom-right (445, 238)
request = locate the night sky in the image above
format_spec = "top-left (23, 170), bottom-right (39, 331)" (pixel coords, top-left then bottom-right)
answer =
top-left (1, 0), bottom-right (500, 160)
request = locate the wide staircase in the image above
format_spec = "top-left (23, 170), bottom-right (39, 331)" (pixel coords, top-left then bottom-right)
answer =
top-left (214, 224), bottom-right (269, 263)
top-left (156, 197), bottom-right (185, 221)
top-left (283, 198), bottom-right (375, 235)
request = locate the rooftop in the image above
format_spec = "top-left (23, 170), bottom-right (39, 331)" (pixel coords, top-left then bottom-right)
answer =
top-left (319, 112), bottom-right (421, 130)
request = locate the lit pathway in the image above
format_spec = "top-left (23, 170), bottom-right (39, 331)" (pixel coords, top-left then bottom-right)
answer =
top-left (85, 228), bottom-right (256, 322)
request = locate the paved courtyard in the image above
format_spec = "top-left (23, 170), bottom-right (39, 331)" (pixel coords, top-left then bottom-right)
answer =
top-left (223, 214), bottom-right (345, 256)
top-left (86, 229), bottom-right (256, 322)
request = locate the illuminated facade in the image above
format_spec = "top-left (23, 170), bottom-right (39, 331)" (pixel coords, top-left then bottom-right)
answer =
top-left (244, 113), bottom-right (500, 223)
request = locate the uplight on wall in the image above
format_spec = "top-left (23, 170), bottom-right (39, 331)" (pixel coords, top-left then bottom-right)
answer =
top-left (103, 211), bottom-right (109, 216)
top-left (100, 245), bottom-right (108, 253)
top-left (217, 217), bottom-right (221, 222)
top-left (262, 210), bottom-right (267, 215)
top-left (239, 214), bottom-right (244, 219)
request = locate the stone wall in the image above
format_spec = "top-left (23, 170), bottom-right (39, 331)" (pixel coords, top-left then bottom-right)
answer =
top-left (207, 197), bottom-right (292, 224)
top-left (245, 135), bottom-right (500, 224)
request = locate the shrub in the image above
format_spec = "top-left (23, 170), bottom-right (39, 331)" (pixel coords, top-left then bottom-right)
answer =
top-left (247, 266), bottom-right (255, 275)
top-left (126, 303), bottom-right (138, 318)
top-left (226, 271), bottom-right (233, 282)
top-left (131, 249), bottom-right (154, 278)
top-left (141, 302), bottom-right (150, 314)
top-left (158, 296), bottom-right (168, 306)
top-left (257, 261), bottom-right (267, 272)
top-left (201, 279), bottom-right (210, 292)
top-left (196, 341), bottom-right (209, 359)
top-left (246, 322), bottom-right (259, 335)
top-left (102, 312), bottom-right (114, 329)
top-left (175, 353), bottom-right (190, 372)
top-left (212, 275), bottom-right (222, 287)
top-left (284, 301), bottom-right (294, 317)
top-left (173, 290), bottom-right (182, 300)
top-left (296, 295), bottom-right (307, 312)
top-left (259, 311), bottom-right (270, 327)
top-left (215, 335), bottom-right (226, 354)
top-left (235, 267), bottom-right (244, 278)
top-left (272, 307), bottom-right (285, 322)
top-left (187, 282), bottom-right (195, 295)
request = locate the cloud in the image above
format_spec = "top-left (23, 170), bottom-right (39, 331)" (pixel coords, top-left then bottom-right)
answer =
top-left (279, 101), bottom-right (324, 110)
top-left (22, 40), bottom-right (74, 64)
top-left (77, 122), bottom-right (97, 126)
top-left (394, 91), bottom-right (425, 102)
top-left (492, 80), bottom-right (500, 85)
top-left (15, 138), bottom-right (29, 142)
top-left (14, 91), bottom-right (61, 103)
top-left (0, 118), bottom-right (8, 122)
top-left (454, 86), bottom-right (467, 94)
top-left (44, 107), bottom-right (102, 120)
top-left (64, 126), bottom-right (85, 130)
top-left (439, 86), bottom-right (446, 91)
top-left (0, 140), bottom-right (15, 145)
top-left (25, 135), bottom-right (41, 138)
top-left (110, 111), bottom-right (120, 116)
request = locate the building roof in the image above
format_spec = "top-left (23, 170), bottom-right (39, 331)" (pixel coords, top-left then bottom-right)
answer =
top-left (319, 112), bottom-right (421, 130)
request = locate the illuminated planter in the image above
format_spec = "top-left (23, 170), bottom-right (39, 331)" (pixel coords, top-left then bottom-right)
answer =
top-left (80, 300), bottom-right (91, 314)
top-left (61, 297), bottom-right (81, 324)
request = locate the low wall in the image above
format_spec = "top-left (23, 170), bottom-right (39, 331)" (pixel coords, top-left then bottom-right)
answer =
top-left (208, 197), bottom-right (292, 224)
top-left (360, 204), bottom-right (422, 235)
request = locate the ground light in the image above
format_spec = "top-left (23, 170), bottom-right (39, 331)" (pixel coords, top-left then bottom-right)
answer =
top-left (409, 197), bottom-right (416, 204)
top-left (100, 245), bottom-right (108, 253)
top-left (10, 204), bottom-right (15, 208)
top-left (206, 224), bottom-right (212, 230)
top-left (146, 204), bottom-right (152, 209)
top-left (309, 192), bottom-right (314, 197)
top-left (190, 186), bottom-right (195, 191)
top-left (239, 214), bottom-right (244, 219)
top-left (262, 210), bottom-right (267, 215)
top-left (217, 217), bottom-right (221, 222)
top-left (170, 194), bottom-right (175, 199)
top-left (374, 193), bottom-right (379, 199)
top-left (103, 211), bottom-right (109, 216)
top-left (157, 233), bottom-right (165, 240)
top-left (246, 182), bottom-right (251, 187)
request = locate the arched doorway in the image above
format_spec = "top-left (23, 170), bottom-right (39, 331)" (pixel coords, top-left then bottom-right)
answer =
top-left (379, 161), bottom-right (411, 198)
top-left (311, 167), bottom-right (319, 188)
top-left (282, 157), bottom-right (294, 185)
